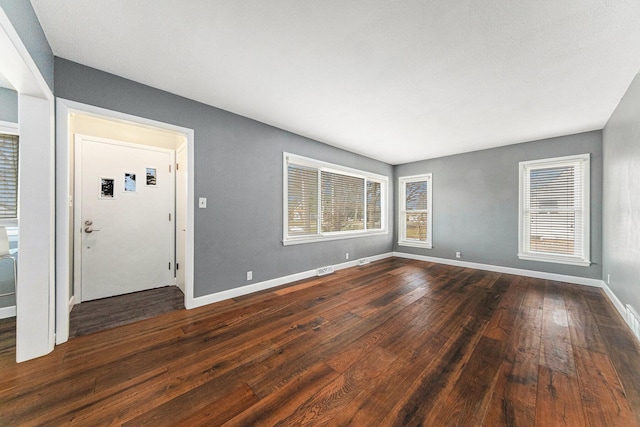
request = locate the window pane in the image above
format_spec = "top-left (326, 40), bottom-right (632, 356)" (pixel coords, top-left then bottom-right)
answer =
top-left (321, 171), bottom-right (364, 232)
top-left (406, 180), bottom-right (428, 210)
top-left (529, 166), bottom-right (575, 209)
top-left (0, 134), bottom-right (19, 219)
top-left (529, 211), bottom-right (576, 254)
top-left (526, 164), bottom-right (581, 257)
top-left (287, 165), bottom-right (318, 235)
top-left (405, 212), bottom-right (428, 241)
top-left (366, 181), bottom-right (381, 230)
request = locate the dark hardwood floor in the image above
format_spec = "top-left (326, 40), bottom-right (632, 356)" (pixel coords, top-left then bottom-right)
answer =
top-left (1, 258), bottom-right (639, 426)
top-left (69, 286), bottom-right (185, 338)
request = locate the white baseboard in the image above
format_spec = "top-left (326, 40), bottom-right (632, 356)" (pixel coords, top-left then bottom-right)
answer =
top-left (191, 252), bottom-right (393, 309)
top-left (0, 305), bottom-right (16, 319)
top-left (392, 252), bottom-right (604, 287)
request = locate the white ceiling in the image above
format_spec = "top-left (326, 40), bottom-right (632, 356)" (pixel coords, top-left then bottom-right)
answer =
top-left (32, 0), bottom-right (640, 164)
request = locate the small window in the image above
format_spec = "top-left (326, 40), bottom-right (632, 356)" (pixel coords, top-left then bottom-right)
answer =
top-left (518, 154), bottom-right (590, 266)
top-left (398, 174), bottom-right (432, 248)
top-left (0, 133), bottom-right (19, 225)
top-left (283, 153), bottom-right (388, 245)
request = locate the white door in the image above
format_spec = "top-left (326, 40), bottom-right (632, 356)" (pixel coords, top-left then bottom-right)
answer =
top-left (76, 135), bottom-right (175, 301)
top-left (175, 144), bottom-right (186, 292)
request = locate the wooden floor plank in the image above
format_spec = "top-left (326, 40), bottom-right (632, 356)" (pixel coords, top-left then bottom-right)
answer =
top-left (573, 346), bottom-right (635, 426)
top-left (1, 258), bottom-right (639, 425)
top-left (535, 366), bottom-right (587, 427)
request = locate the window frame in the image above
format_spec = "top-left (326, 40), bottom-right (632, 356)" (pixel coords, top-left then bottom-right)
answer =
top-left (283, 152), bottom-right (388, 246)
top-left (518, 153), bottom-right (590, 266)
top-left (0, 121), bottom-right (19, 227)
top-left (398, 173), bottom-right (433, 249)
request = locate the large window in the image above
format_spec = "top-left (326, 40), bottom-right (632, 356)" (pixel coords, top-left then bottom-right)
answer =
top-left (0, 132), bottom-right (19, 225)
top-left (518, 154), bottom-right (590, 266)
top-left (398, 174), bottom-right (432, 248)
top-left (284, 153), bottom-right (387, 245)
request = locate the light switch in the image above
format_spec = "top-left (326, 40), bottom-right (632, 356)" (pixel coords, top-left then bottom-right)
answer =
top-left (199, 197), bottom-right (207, 208)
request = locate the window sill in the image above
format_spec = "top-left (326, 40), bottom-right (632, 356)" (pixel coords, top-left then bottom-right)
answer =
top-left (398, 241), bottom-right (432, 249)
top-left (283, 230), bottom-right (388, 246)
top-left (517, 253), bottom-right (590, 267)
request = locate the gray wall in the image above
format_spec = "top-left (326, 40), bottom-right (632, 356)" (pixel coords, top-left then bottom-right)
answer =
top-left (54, 58), bottom-right (394, 298)
top-left (0, 88), bottom-right (18, 123)
top-left (0, 0), bottom-right (54, 91)
top-left (603, 73), bottom-right (640, 316)
top-left (394, 131), bottom-right (603, 279)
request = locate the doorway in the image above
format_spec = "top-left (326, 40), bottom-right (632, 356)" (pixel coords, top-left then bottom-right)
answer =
top-left (75, 135), bottom-right (175, 301)
top-left (56, 102), bottom-right (195, 344)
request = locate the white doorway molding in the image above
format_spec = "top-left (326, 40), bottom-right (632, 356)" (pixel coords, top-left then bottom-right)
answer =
top-left (0, 8), bottom-right (56, 362)
top-left (55, 98), bottom-right (195, 344)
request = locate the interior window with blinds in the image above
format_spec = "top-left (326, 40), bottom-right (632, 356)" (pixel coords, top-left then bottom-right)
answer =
top-left (518, 154), bottom-right (590, 266)
top-left (284, 153), bottom-right (388, 245)
top-left (0, 133), bottom-right (19, 223)
top-left (398, 174), bottom-right (432, 248)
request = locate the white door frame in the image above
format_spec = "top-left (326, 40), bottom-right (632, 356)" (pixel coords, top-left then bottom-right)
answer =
top-left (73, 134), bottom-right (177, 302)
top-left (55, 99), bottom-right (195, 344)
top-left (175, 142), bottom-right (187, 293)
top-left (0, 8), bottom-right (56, 362)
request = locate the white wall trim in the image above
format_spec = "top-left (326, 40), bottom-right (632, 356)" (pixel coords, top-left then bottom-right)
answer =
top-left (1, 4), bottom-right (56, 363)
top-left (600, 281), bottom-right (626, 319)
top-left (393, 252), bottom-right (604, 287)
top-left (67, 296), bottom-right (75, 315)
top-left (0, 120), bottom-right (18, 134)
top-left (191, 252), bottom-right (393, 309)
top-left (0, 305), bottom-right (16, 319)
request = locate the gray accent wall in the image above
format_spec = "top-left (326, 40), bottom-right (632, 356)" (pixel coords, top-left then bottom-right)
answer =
top-left (394, 131), bottom-right (603, 279)
top-left (0, 88), bottom-right (18, 123)
top-left (603, 73), bottom-right (640, 316)
top-left (0, 1), bottom-right (54, 91)
top-left (54, 58), bottom-right (394, 298)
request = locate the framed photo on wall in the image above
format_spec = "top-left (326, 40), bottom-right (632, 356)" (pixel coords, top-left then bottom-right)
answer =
top-left (124, 172), bottom-right (136, 192)
top-left (99, 177), bottom-right (115, 199)
top-left (146, 167), bottom-right (157, 186)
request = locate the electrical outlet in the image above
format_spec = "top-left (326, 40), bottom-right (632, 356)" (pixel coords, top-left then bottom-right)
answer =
top-left (456, 251), bottom-right (461, 259)
top-left (246, 271), bottom-right (252, 281)
top-left (345, 252), bottom-right (349, 260)
top-left (198, 197), bottom-right (207, 208)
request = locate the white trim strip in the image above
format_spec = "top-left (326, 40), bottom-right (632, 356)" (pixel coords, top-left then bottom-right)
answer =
top-left (600, 281), bottom-right (626, 319)
top-left (0, 305), bottom-right (16, 319)
top-left (191, 252), bottom-right (393, 309)
top-left (392, 252), bottom-right (603, 287)
top-left (67, 296), bottom-right (75, 315)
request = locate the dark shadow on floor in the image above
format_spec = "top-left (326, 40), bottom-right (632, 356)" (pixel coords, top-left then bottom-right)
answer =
top-left (69, 286), bottom-right (185, 338)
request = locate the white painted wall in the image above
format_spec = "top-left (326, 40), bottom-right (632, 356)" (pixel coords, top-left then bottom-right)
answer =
top-left (1, 6), bottom-right (55, 362)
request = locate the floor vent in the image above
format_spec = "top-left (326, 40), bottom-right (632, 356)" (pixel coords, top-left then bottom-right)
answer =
top-left (627, 305), bottom-right (640, 341)
top-left (317, 266), bottom-right (335, 276)
top-left (358, 258), bottom-right (370, 266)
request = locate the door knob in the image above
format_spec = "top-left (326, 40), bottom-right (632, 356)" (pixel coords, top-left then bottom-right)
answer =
top-left (84, 226), bottom-right (100, 233)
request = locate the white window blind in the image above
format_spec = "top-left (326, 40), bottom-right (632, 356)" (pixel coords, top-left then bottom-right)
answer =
top-left (321, 171), bottom-right (364, 233)
top-left (0, 133), bottom-right (19, 221)
top-left (287, 164), bottom-right (318, 236)
top-left (366, 181), bottom-right (382, 230)
top-left (284, 153), bottom-right (388, 245)
top-left (398, 174), bottom-right (432, 248)
top-left (519, 154), bottom-right (590, 266)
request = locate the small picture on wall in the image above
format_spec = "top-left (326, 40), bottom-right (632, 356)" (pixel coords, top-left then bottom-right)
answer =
top-left (146, 167), bottom-right (157, 186)
top-left (100, 177), bottom-right (115, 199)
top-left (124, 173), bottom-right (137, 192)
